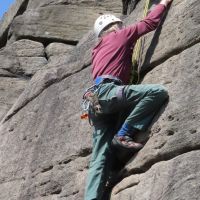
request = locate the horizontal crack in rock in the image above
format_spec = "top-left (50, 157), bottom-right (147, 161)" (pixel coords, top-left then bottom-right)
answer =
top-left (41, 165), bottom-right (53, 173)
top-left (128, 146), bottom-right (200, 177)
top-left (58, 149), bottom-right (92, 165)
top-left (2, 68), bottom-right (32, 80)
top-left (115, 148), bottom-right (200, 195)
top-left (141, 39), bottom-right (200, 77)
top-left (17, 36), bottom-right (78, 47)
top-left (0, 177), bottom-right (25, 185)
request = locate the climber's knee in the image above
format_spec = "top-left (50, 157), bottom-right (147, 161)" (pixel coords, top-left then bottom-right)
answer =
top-left (152, 85), bottom-right (169, 101)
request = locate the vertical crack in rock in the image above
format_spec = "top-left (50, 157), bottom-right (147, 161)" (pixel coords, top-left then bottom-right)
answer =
top-left (15, 0), bottom-right (30, 17)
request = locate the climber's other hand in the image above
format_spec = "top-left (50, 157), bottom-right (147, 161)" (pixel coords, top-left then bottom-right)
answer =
top-left (160, 0), bottom-right (173, 7)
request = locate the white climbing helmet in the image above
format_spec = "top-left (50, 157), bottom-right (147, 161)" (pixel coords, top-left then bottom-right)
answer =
top-left (94, 14), bottom-right (122, 37)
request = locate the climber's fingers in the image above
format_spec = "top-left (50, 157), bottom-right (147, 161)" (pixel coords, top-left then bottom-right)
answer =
top-left (160, 0), bottom-right (173, 7)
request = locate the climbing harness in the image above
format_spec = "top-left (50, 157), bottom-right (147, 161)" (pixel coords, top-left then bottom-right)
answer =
top-left (81, 75), bottom-right (122, 122)
top-left (130, 0), bottom-right (151, 84)
top-left (94, 75), bottom-right (122, 85)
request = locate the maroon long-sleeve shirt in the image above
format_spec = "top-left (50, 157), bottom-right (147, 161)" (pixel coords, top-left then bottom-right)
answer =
top-left (92, 4), bottom-right (166, 84)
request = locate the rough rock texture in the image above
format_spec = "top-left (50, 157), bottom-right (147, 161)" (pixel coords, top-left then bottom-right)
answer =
top-left (141, 0), bottom-right (200, 72)
top-left (45, 43), bottom-right (74, 65)
top-left (0, 0), bottom-right (199, 200)
top-left (8, 0), bottom-right (122, 44)
top-left (45, 43), bottom-right (74, 59)
top-left (8, 5), bottom-right (98, 43)
top-left (0, 39), bottom-right (47, 119)
top-left (112, 150), bottom-right (200, 200)
top-left (1, 31), bottom-right (96, 124)
top-left (0, 67), bottom-right (92, 199)
top-left (0, 39), bottom-right (47, 76)
top-left (26, 0), bottom-right (122, 12)
top-left (0, 0), bottom-right (29, 48)
top-left (0, 77), bottom-right (26, 121)
top-left (125, 0), bottom-right (200, 73)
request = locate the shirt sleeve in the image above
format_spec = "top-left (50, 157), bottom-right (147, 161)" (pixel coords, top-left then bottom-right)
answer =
top-left (120, 4), bottom-right (166, 42)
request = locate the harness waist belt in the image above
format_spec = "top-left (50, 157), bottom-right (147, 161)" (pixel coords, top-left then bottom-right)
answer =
top-left (94, 75), bottom-right (122, 85)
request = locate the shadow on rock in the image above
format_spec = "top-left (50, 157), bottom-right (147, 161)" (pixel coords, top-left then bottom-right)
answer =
top-left (141, 3), bottom-right (172, 75)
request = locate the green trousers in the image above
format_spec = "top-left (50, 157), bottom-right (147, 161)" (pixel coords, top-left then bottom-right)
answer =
top-left (84, 82), bottom-right (168, 200)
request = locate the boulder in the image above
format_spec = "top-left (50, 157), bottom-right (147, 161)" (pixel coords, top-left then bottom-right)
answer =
top-left (0, 39), bottom-right (47, 76)
top-left (45, 43), bottom-right (74, 59)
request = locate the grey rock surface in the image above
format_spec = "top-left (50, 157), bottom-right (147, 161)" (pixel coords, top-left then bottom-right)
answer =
top-left (0, 39), bottom-right (47, 121)
top-left (0, 0), bottom-right (199, 199)
top-left (0, 39), bottom-right (47, 76)
top-left (26, 0), bottom-right (122, 13)
top-left (0, 0), bottom-right (29, 48)
top-left (112, 150), bottom-right (200, 200)
top-left (45, 43), bottom-right (74, 59)
top-left (0, 77), bottom-right (27, 121)
top-left (8, 1), bottom-right (121, 44)
top-left (126, 0), bottom-right (200, 73)
top-left (1, 31), bottom-right (96, 123)
top-left (0, 67), bottom-right (92, 199)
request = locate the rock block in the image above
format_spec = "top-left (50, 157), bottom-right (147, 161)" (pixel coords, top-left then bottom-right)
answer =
top-left (112, 150), bottom-right (200, 200)
top-left (0, 39), bottom-right (47, 76)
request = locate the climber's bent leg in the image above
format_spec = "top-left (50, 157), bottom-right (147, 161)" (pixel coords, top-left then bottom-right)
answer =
top-left (97, 83), bottom-right (169, 150)
top-left (116, 84), bottom-right (168, 137)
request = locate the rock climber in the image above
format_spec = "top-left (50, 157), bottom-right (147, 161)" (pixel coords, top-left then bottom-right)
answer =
top-left (84, 0), bottom-right (173, 199)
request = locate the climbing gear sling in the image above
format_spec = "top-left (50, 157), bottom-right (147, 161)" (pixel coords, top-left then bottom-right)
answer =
top-left (130, 0), bottom-right (151, 84)
top-left (81, 84), bottom-right (101, 122)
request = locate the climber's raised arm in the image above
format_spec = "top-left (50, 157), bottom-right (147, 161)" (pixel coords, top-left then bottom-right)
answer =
top-left (120, 0), bottom-right (173, 40)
